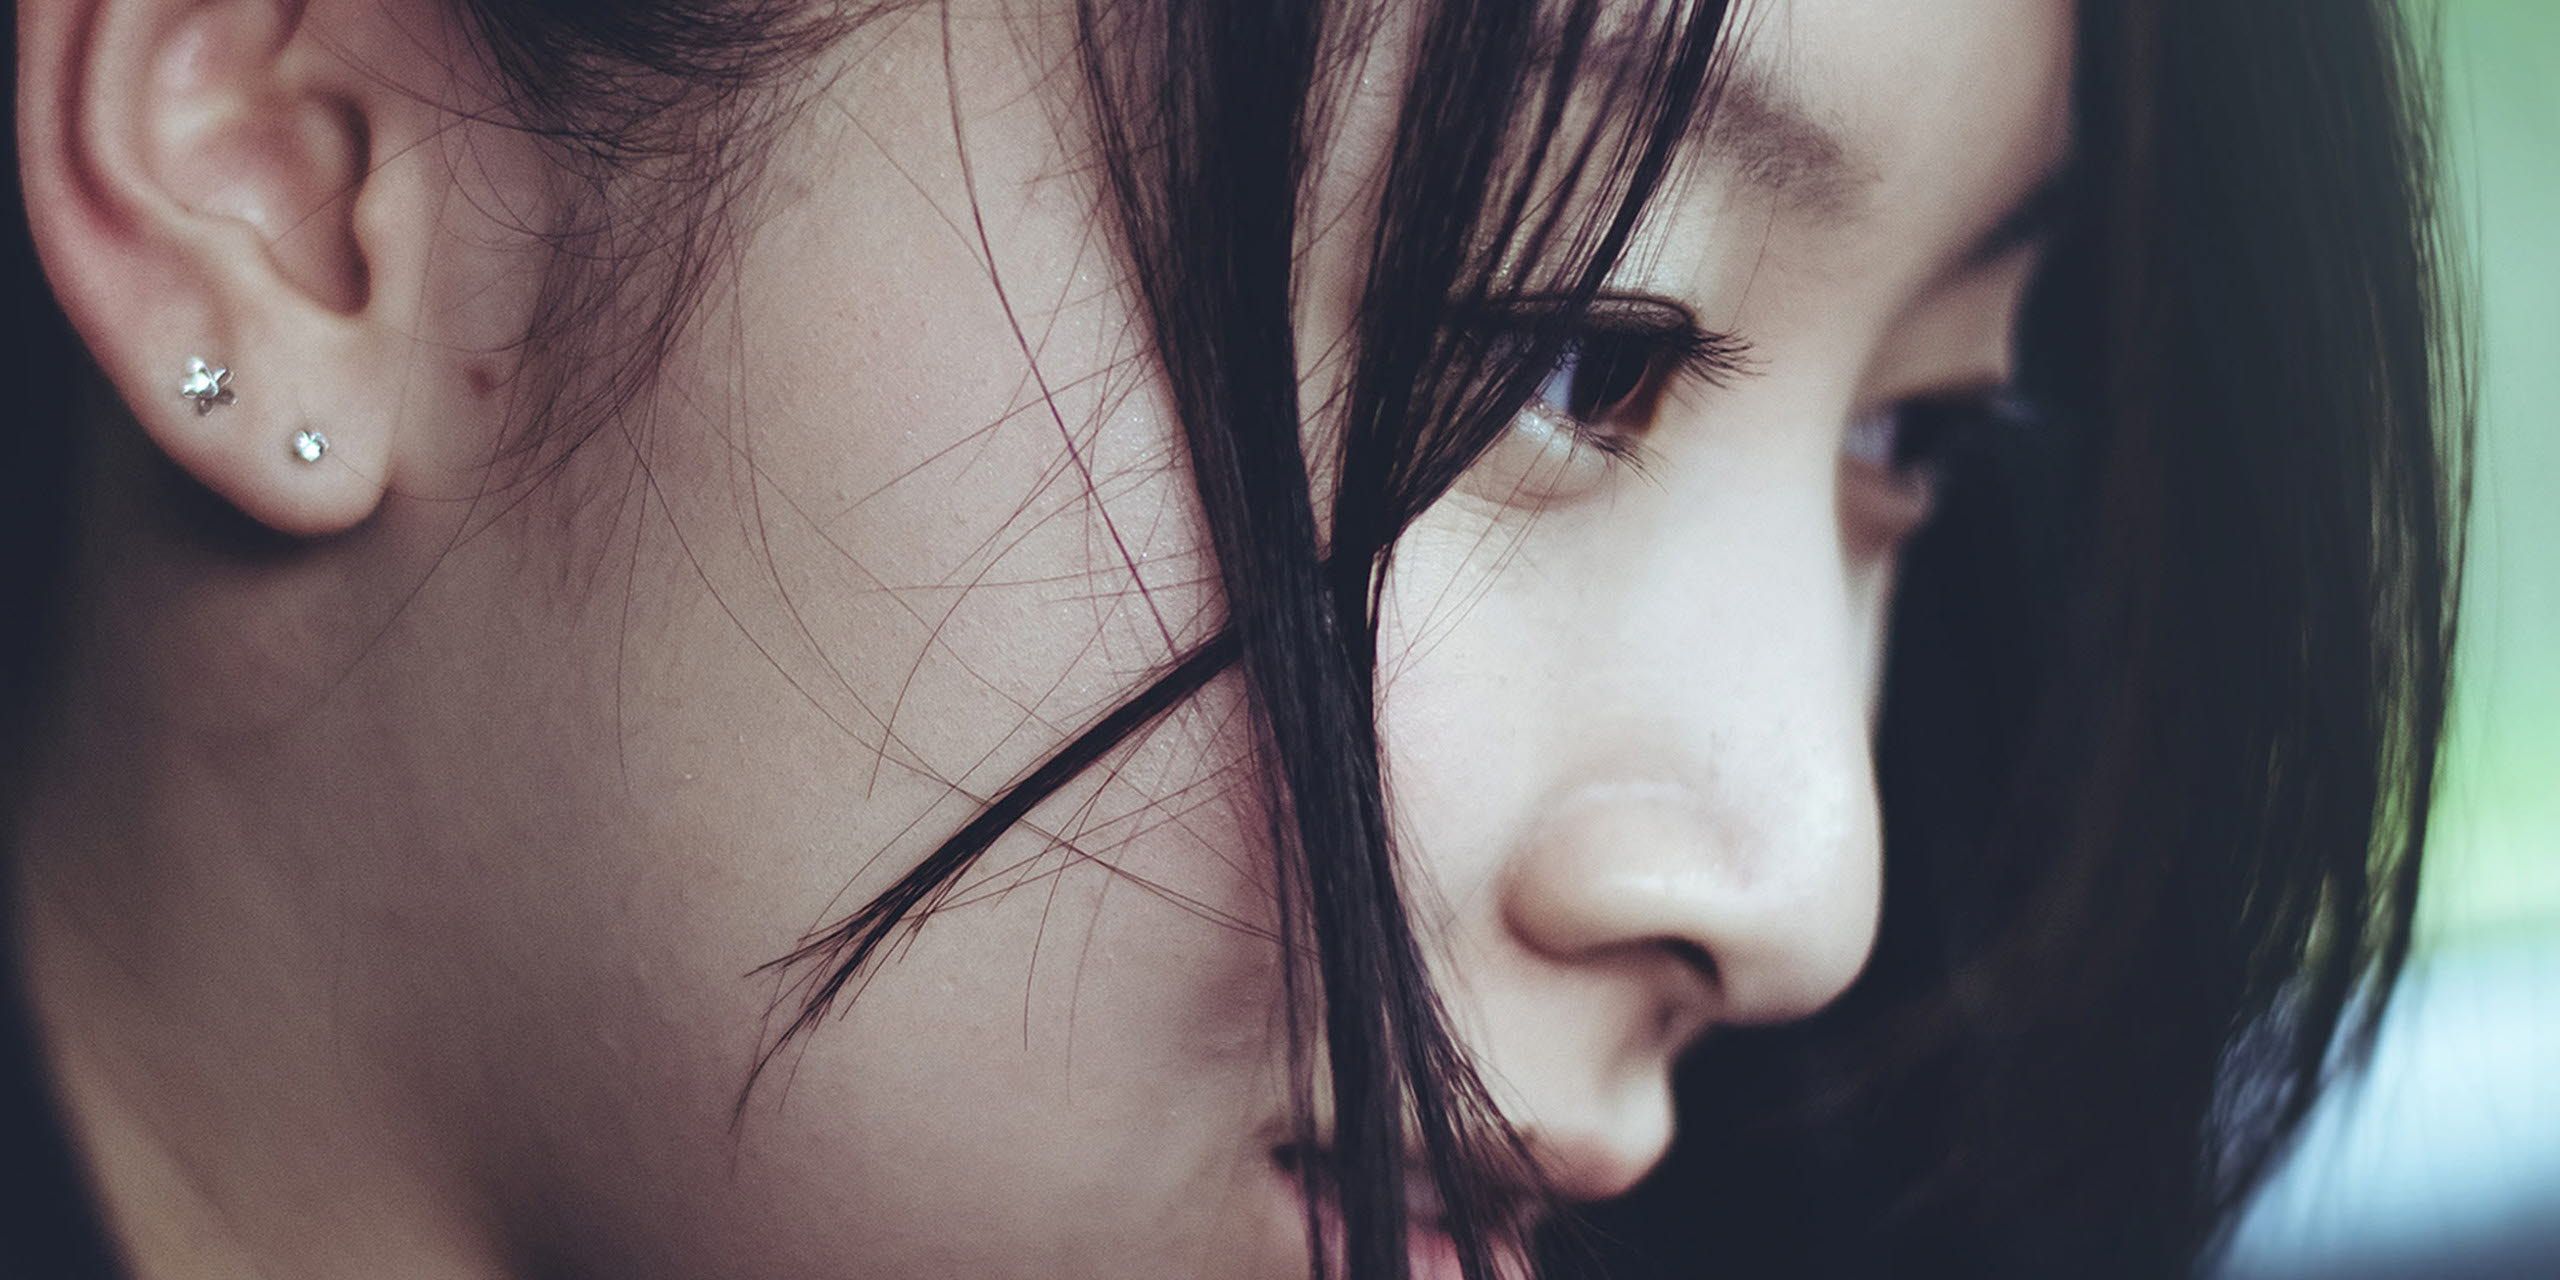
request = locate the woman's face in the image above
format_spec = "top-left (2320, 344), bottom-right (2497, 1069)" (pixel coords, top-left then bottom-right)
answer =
top-left (77, 0), bottom-right (2064, 1275)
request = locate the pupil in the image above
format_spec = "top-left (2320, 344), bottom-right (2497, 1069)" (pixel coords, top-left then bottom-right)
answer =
top-left (1559, 336), bottom-right (1650, 422)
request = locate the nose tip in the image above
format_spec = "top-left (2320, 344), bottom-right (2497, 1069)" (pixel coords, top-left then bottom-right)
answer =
top-left (1500, 776), bottom-right (1881, 1030)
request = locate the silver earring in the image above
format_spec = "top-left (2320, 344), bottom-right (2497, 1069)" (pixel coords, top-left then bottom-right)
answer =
top-left (179, 357), bottom-right (235, 414)
top-left (290, 429), bottom-right (329, 464)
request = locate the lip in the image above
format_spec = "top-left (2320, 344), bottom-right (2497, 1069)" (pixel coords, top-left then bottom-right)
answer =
top-left (1267, 1144), bottom-right (1531, 1280)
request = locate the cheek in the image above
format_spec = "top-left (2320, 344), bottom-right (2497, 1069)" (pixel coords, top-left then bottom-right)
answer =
top-left (630, 22), bottom-right (1228, 847)
top-left (554, 274), bottom-right (1289, 1271)
top-left (1371, 503), bottom-right (1566, 904)
top-left (698, 684), bottom-right (1294, 1277)
top-left (463, 28), bottom-right (1315, 1275)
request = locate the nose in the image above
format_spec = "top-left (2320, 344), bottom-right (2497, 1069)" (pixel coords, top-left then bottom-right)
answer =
top-left (1468, 699), bottom-right (1882, 1205)
top-left (1380, 395), bottom-right (1892, 1201)
top-left (1499, 767), bottom-right (1881, 1034)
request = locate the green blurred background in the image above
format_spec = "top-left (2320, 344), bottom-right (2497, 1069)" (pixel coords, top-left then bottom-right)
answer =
top-left (2216, 19), bottom-right (2556, 1271)
top-left (2415, 0), bottom-right (2559, 949)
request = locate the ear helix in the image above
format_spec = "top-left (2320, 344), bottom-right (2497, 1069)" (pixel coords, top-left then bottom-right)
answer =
top-left (178, 354), bottom-right (327, 464)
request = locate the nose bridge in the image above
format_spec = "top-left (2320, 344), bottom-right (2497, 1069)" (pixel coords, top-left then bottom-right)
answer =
top-left (1501, 497), bottom-right (1885, 1029)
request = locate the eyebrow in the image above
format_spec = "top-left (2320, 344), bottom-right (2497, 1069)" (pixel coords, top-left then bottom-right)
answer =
top-left (1688, 55), bottom-right (2072, 272)
top-left (1697, 61), bottom-right (1879, 225)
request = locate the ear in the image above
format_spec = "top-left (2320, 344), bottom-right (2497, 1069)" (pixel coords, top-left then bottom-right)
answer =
top-left (18, 0), bottom-right (539, 537)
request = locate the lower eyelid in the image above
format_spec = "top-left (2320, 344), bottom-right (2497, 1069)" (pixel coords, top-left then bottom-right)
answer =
top-left (1840, 453), bottom-right (1940, 546)
top-left (1454, 399), bottom-right (1622, 508)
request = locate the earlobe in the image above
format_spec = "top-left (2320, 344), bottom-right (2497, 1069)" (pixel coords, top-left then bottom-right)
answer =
top-left (155, 348), bottom-right (367, 535)
top-left (18, 0), bottom-right (470, 537)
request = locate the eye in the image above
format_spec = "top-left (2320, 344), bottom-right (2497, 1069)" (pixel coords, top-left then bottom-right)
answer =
top-left (1455, 296), bottom-right (1750, 507)
top-left (1839, 393), bottom-right (2012, 542)
top-left (1843, 403), bottom-right (1929, 478)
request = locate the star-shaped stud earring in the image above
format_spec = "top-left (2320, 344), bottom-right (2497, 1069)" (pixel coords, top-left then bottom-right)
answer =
top-left (179, 357), bottom-right (235, 414)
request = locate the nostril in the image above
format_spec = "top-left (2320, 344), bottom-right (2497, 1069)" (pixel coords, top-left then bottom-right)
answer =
top-left (1661, 937), bottom-right (1719, 1003)
top-left (1648, 937), bottom-right (1723, 1051)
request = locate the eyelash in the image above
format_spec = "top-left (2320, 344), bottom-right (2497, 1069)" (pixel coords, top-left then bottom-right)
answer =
top-left (1499, 295), bottom-right (2019, 491)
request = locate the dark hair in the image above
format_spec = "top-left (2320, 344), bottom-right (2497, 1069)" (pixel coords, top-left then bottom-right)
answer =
top-left (1, 2), bottom-right (2463, 1279)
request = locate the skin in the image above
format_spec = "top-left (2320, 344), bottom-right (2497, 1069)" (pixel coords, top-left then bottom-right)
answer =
top-left (8, 0), bottom-right (2068, 1276)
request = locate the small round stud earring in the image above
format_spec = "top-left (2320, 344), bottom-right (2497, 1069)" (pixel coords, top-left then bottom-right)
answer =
top-left (179, 356), bottom-right (235, 414)
top-left (290, 429), bottom-right (329, 464)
